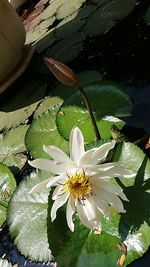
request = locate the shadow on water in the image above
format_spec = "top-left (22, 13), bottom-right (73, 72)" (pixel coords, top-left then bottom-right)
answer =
top-left (117, 156), bottom-right (150, 241)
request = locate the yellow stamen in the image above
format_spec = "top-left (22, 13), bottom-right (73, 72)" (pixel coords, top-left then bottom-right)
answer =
top-left (65, 171), bottom-right (92, 200)
top-left (117, 254), bottom-right (126, 266)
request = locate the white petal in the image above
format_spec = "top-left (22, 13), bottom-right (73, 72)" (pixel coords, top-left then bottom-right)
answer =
top-left (52, 185), bottom-right (64, 200)
top-left (51, 192), bottom-right (69, 221)
top-left (86, 163), bottom-right (116, 173)
top-left (66, 198), bottom-right (75, 231)
top-left (108, 194), bottom-right (126, 213)
top-left (76, 197), bottom-right (100, 229)
top-left (92, 178), bottom-right (128, 201)
top-left (79, 140), bottom-right (116, 165)
top-left (97, 164), bottom-right (135, 179)
top-left (28, 159), bottom-right (64, 174)
top-left (94, 197), bottom-right (109, 216)
top-left (29, 178), bottom-right (51, 194)
top-left (43, 145), bottom-right (71, 162)
top-left (70, 127), bottom-right (85, 162)
top-left (94, 188), bottom-right (126, 213)
top-left (46, 175), bottom-right (66, 188)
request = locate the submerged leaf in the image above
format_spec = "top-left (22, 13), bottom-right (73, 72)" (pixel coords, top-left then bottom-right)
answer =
top-left (144, 5), bottom-right (150, 26)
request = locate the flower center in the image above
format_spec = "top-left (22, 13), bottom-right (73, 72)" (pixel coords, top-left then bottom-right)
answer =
top-left (65, 171), bottom-right (92, 200)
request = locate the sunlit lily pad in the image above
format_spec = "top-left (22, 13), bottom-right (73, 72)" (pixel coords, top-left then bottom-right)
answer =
top-left (0, 259), bottom-right (12, 267)
top-left (56, 80), bottom-right (132, 142)
top-left (0, 163), bottom-right (16, 227)
top-left (7, 171), bottom-right (53, 262)
top-left (113, 142), bottom-right (150, 180)
top-left (0, 81), bottom-right (46, 131)
top-left (0, 125), bottom-right (29, 173)
top-left (33, 96), bottom-right (63, 118)
top-left (25, 104), bottom-right (69, 159)
top-left (56, 0), bottom-right (86, 20)
top-left (34, 70), bottom-right (103, 118)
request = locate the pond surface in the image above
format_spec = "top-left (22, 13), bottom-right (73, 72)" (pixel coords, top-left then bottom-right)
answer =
top-left (0, 0), bottom-right (150, 266)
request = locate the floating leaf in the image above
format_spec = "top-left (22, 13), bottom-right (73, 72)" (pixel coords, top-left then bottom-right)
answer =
top-left (55, 14), bottom-right (86, 39)
top-left (144, 5), bottom-right (150, 26)
top-left (7, 171), bottom-right (53, 262)
top-left (40, 2), bottom-right (59, 20)
top-left (90, 0), bottom-right (109, 5)
top-left (113, 142), bottom-right (150, 180)
top-left (0, 125), bottom-right (29, 173)
top-left (44, 32), bottom-right (86, 63)
top-left (25, 104), bottom-right (69, 159)
top-left (34, 28), bottom-right (56, 53)
top-left (25, 27), bottom-right (48, 44)
top-left (33, 96), bottom-right (63, 118)
top-left (0, 259), bottom-right (12, 267)
top-left (77, 70), bottom-right (103, 87)
top-left (56, 0), bottom-right (86, 20)
top-left (100, 149), bottom-right (150, 265)
top-left (26, 0), bottom-right (137, 64)
top-left (0, 81), bottom-right (46, 131)
top-left (34, 70), bottom-right (102, 117)
top-left (85, 9), bottom-right (114, 36)
top-left (56, 80), bottom-right (132, 142)
top-left (101, 0), bottom-right (137, 19)
top-left (0, 163), bottom-right (16, 227)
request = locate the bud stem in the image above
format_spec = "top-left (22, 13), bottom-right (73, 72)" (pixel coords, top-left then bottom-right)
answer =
top-left (78, 85), bottom-right (101, 141)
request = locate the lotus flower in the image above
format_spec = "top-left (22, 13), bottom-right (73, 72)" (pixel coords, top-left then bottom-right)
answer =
top-left (29, 127), bottom-right (134, 231)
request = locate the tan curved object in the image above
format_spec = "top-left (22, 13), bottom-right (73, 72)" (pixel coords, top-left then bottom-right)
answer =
top-left (8, 0), bottom-right (27, 9)
top-left (0, 0), bottom-right (35, 95)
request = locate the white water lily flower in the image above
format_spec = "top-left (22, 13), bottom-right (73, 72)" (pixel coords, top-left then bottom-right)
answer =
top-left (29, 127), bottom-right (134, 231)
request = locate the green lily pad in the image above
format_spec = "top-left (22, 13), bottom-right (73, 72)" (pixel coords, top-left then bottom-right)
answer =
top-left (101, 0), bottom-right (136, 19)
top-left (55, 15), bottom-right (86, 39)
top-left (7, 170), bottom-right (53, 262)
top-left (98, 142), bottom-right (150, 264)
top-left (85, 8), bottom-right (114, 36)
top-left (34, 70), bottom-right (103, 118)
top-left (56, 80), bottom-right (132, 142)
top-left (44, 32), bottom-right (86, 63)
top-left (0, 125), bottom-right (29, 173)
top-left (33, 97), bottom-right (63, 118)
top-left (49, 70), bottom-right (103, 99)
top-left (25, 104), bottom-right (69, 159)
top-left (113, 142), bottom-right (150, 180)
top-left (0, 163), bottom-right (16, 227)
top-left (57, 226), bottom-right (122, 267)
top-left (0, 81), bottom-right (46, 131)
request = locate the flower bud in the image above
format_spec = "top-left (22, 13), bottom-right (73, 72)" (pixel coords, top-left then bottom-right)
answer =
top-left (44, 57), bottom-right (77, 86)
